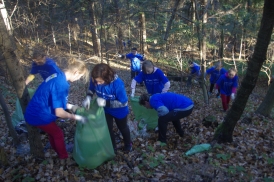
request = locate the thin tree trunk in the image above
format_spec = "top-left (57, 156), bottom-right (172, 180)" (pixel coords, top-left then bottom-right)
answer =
top-left (0, 91), bottom-right (19, 145)
top-left (0, 3), bottom-right (44, 158)
top-left (139, 12), bottom-right (148, 54)
top-left (255, 82), bottom-right (274, 117)
top-left (214, 0), bottom-right (274, 143)
top-left (90, 1), bottom-right (101, 56)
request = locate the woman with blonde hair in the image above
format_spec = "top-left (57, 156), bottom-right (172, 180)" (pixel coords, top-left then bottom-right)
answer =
top-left (24, 58), bottom-right (89, 159)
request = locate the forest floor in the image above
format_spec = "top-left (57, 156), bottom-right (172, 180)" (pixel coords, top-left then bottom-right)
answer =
top-left (0, 56), bottom-right (274, 182)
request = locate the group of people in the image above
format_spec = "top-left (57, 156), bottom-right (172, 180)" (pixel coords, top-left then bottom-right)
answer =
top-left (23, 47), bottom-right (238, 160)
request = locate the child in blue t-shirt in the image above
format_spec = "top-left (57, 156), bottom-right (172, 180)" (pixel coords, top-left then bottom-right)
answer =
top-left (24, 59), bottom-right (89, 159)
top-left (139, 92), bottom-right (194, 144)
top-left (118, 47), bottom-right (145, 79)
top-left (187, 61), bottom-right (201, 87)
top-left (131, 60), bottom-right (170, 96)
top-left (25, 49), bottom-right (61, 85)
top-left (206, 62), bottom-right (227, 97)
top-left (216, 67), bottom-right (238, 111)
top-left (82, 63), bottom-right (132, 153)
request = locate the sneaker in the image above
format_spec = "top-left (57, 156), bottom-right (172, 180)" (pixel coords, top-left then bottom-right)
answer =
top-left (123, 143), bottom-right (133, 152)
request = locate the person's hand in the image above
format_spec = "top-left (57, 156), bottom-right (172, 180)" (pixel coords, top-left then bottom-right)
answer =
top-left (97, 97), bottom-right (106, 107)
top-left (71, 105), bottom-right (80, 114)
top-left (131, 88), bottom-right (135, 98)
top-left (82, 96), bottom-right (92, 109)
top-left (231, 93), bottom-right (235, 100)
top-left (74, 115), bottom-right (88, 124)
top-left (130, 93), bottom-right (134, 98)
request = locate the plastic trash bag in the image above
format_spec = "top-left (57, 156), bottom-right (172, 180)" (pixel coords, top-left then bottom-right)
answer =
top-left (16, 142), bottom-right (30, 156)
top-left (138, 119), bottom-right (150, 138)
top-left (130, 96), bottom-right (158, 130)
top-left (11, 88), bottom-right (36, 127)
top-left (73, 99), bottom-right (115, 169)
top-left (128, 120), bottom-right (139, 140)
top-left (185, 143), bottom-right (211, 156)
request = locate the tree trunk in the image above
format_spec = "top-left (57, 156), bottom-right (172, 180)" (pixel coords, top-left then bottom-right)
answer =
top-left (114, 0), bottom-right (124, 54)
top-left (255, 81), bottom-right (274, 117)
top-left (214, 0), bottom-right (274, 143)
top-left (163, 0), bottom-right (181, 41)
top-left (0, 91), bottom-right (19, 145)
top-left (0, 3), bottom-right (44, 158)
top-left (90, 1), bottom-right (101, 57)
top-left (139, 12), bottom-right (148, 54)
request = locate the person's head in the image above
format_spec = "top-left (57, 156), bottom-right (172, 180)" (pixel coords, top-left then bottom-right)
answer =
top-left (214, 62), bottom-right (222, 70)
top-left (64, 58), bottom-right (89, 83)
top-left (142, 60), bottom-right (154, 74)
top-left (91, 63), bottom-right (115, 85)
top-left (139, 94), bottom-right (152, 109)
top-left (131, 47), bottom-right (137, 55)
top-left (227, 67), bottom-right (237, 79)
top-left (32, 49), bottom-right (47, 65)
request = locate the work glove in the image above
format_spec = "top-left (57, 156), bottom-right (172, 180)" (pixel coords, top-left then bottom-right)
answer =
top-left (82, 96), bottom-right (92, 110)
top-left (97, 97), bottom-right (106, 107)
top-left (67, 104), bottom-right (80, 114)
top-left (231, 93), bottom-right (235, 100)
top-left (74, 115), bottom-right (88, 124)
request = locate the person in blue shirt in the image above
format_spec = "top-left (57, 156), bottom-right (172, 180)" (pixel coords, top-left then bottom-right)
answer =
top-left (206, 62), bottom-right (227, 97)
top-left (130, 60), bottom-right (170, 97)
top-left (216, 67), bottom-right (238, 112)
top-left (25, 49), bottom-right (61, 85)
top-left (139, 92), bottom-right (194, 145)
top-left (24, 58), bottom-right (89, 159)
top-left (119, 47), bottom-right (145, 79)
top-left (82, 63), bottom-right (132, 152)
top-left (186, 61), bottom-right (201, 87)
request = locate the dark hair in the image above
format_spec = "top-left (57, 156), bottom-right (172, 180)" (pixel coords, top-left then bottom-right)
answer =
top-left (139, 94), bottom-right (150, 106)
top-left (32, 49), bottom-right (46, 59)
top-left (142, 60), bottom-right (154, 73)
top-left (91, 63), bottom-right (115, 84)
top-left (131, 47), bottom-right (137, 51)
top-left (188, 60), bottom-right (193, 64)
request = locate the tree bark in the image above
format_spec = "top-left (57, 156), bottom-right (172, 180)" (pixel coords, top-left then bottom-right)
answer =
top-left (214, 0), bottom-right (274, 143)
top-left (0, 91), bottom-right (19, 145)
top-left (255, 82), bottom-right (274, 117)
top-left (139, 12), bottom-right (148, 54)
top-left (0, 3), bottom-right (44, 158)
top-left (90, 1), bottom-right (101, 57)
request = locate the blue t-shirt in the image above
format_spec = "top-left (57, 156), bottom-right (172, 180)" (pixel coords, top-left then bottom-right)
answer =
top-left (206, 67), bottom-right (227, 84)
top-left (126, 53), bottom-right (144, 72)
top-left (30, 58), bottom-right (61, 80)
top-left (134, 68), bottom-right (169, 95)
top-left (25, 72), bottom-right (70, 126)
top-left (191, 63), bottom-right (201, 75)
top-left (216, 74), bottom-right (238, 96)
top-left (89, 75), bottom-right (129, 119)
top-left (150, 92), bottom-right (194, 116)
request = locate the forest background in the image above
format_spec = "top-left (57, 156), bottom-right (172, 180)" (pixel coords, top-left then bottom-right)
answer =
top-left (0, 0), bottom-right (274, 181)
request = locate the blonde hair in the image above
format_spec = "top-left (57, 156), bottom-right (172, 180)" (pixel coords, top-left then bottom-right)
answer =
top-left (65, 58), bottom-right (89, 83)
top-left (228, 67), bottom-right (237, 73)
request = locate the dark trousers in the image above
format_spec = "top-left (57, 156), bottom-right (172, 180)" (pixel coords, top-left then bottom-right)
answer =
top-left (209, 83), bottom-right (220, 95)
top-left (105, 113), bottom-right (131, 150)
top-left (158, 108), bottom-right (193, 143)
top-left (131, 71), bottom-right (140, 79)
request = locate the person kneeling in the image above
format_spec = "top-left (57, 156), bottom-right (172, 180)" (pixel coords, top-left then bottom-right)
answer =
top-left (139, 92), bottom-right (194, 145)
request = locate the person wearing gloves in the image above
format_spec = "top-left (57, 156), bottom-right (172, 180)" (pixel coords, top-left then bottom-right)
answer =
top-left (118, 47), bottom-right (145, 79)
top-left (206, 62), bottom-right (227, 97)
top-left (24, 58), bottom-right (89, 159)
top-left (186, 61), bottom-right (201, 87)
top-left (25, 49), bottom-right (62, 85)
top-left (82, 63), bottom-right (132, 152)
top-left (139, 92), bottom-right (194, 145)
top-left (130, 60), bottom-right (170, 97)
top-left (216, 67), bottom-right (238, 112)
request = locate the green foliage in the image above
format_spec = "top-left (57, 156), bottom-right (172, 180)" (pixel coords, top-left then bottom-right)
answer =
top-left (216, 153), bottom-right (231, 160)
top-left (22, 176), bottom-right (35, 182)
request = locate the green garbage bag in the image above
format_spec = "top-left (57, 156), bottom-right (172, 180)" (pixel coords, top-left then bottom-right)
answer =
top-left (11, 88), bottom-right (36, 127)
top-left (130, 96), bottom-right (158, 130)
top-left (73, 100), bottom-right (115, 169)
top-left (185, 143), bottom-right (211, 156)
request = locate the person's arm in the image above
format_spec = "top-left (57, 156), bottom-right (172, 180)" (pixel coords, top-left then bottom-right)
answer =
top-left (131, 79), bottom-right (137, 97)
top-left (25, 74), bottom-right (35, 85)
top-left (162, 81), bottom-right (170, 93)
top-left (55, 108), bottom-right (75, 120)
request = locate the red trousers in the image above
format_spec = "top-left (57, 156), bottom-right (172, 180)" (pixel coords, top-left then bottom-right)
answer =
top-left (221, 94), bottom-right (231, 111)
top-left (37, 122), bottom-right (68, 159)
